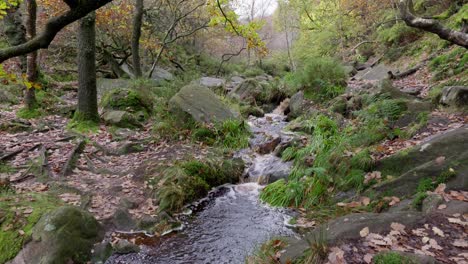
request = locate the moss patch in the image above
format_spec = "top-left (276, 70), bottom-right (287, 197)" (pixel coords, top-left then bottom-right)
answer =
top-left (0, 192), bottom-right (61, 263)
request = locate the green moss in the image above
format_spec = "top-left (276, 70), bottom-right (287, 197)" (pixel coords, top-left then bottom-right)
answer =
top-left (155, 158), bottom-right (244, 212)
top-left (0, 192), bottom-right (61, 263)
top-left (67, 114), bottom-right (99, 134)
top-left (16, 107), bottom-right (44, 119)
top-left (374, 251), bottom-right (418, 264)
top-left (100, 88), bottom-right (153, 117)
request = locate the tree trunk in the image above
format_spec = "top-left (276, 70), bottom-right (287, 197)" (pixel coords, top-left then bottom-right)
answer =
top-left (399, 0), bottom-right (468, 49)
top-left (131, 0), bottom-right (143, 78)
top-left (3, 6), bottom-right (27, 71)
top-left (26, 0), bottom-right (38, 109)
top-left (76, 11), bottom-right (99, 122)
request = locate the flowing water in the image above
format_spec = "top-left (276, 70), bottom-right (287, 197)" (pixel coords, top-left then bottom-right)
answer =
top-left (107, 109), bottom-right (297, 264)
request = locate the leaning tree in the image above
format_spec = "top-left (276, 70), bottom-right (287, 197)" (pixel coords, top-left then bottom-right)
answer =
top-left (399, 0), bottom-right (468, 49)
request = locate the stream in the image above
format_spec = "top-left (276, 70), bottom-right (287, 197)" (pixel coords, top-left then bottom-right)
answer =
top-left (107, 109), bottom-right (298, 264)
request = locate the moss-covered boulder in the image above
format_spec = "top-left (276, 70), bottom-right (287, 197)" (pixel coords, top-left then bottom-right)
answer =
top-left (440, 86), bottom-right (468, 109)
top-left (101, 88), bottom-right (153, 115)
top-left (102, 110), bottom-right (143, 128)
top-left (229, 79), bottom-right (285, 106)
top-left (288, 91), bottom-right (306, 118)
top-left (240, 105), bottom-right (264, 117)
top-left (169, 84), bottom-right (239, 123)
top-left (372, 126), bottom-right (468, 196)
top-left (11, 206), bottom-right (102, 264)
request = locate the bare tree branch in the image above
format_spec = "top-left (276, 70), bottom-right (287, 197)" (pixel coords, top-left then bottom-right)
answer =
top-left (399, 0), bottom-right (468, 48)
top-left (0, 0), bottom-right (113, 62)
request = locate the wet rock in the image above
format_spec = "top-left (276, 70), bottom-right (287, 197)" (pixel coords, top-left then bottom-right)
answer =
top-left (113, 240), bottom-right (140, 254)
top-left (112, 208), bottom-right (137, 231)
top-left (401, 87), bottom-right (421, 96)
top-left (199, 77), bottom-right (225, 88)
top-left (11, 206), bottom-right (102, 264)
top-left (102, 110), bottom-right (142, 128)
top-left (281, 211), bottom-right (424, 263)
top-left (253, 135), bottom-right (281, 155)
top-left (288, 91), bottom-right (305, 118)
top-left (240, 105), bottom-right (264, 118)
top-left (169, 84), bottom-right (239, 123)
top-left (440, 86), bottom-right (468, 108)
top-left (373, 126), bottom-right (468, 196)
top-left (247, 154), bottom-right (292, 184)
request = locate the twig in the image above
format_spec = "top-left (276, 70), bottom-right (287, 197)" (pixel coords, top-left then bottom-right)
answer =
top-left (0, 149), bottom-right (23, 161)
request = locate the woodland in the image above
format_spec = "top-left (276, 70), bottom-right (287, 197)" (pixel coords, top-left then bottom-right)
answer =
top-left (0, 0), bottom-right (467, 263)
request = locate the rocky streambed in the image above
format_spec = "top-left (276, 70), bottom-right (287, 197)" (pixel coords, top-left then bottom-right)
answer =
top-left (106, 109), bottom-right (301, 264)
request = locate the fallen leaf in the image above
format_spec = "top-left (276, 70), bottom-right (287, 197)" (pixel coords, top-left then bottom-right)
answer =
top-left (432, 226), bottom-right (445, 237)
top-left (363, 254), bottom-right (373, 263)
top-left (360, 227), bottom-right (370, 238)
top-left (437, 204), bottom-right (447, 210)
top-left (453, 239), bottom-right (468, 248)
top-left (390, 222), bottom-right (405, 232)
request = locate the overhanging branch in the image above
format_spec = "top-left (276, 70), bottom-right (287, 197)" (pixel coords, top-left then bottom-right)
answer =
top-left (399, 0), bottom-right (468, 48)
top-left (0, 0), bottom-right (113, 63)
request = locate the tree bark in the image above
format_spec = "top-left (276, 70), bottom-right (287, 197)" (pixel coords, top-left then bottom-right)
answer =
top-left (0, 0), bottom-right (113, 63)
top-left (131, 0), bottom-right (143, 77)
top-left (399, 0), bottom-right (468, 49)
top-left (76, 12), bottom-right (99, 122)
top-left (3, 6), bottom-right (27, 71)
top-left (26, 0), bottom-right (38, 109)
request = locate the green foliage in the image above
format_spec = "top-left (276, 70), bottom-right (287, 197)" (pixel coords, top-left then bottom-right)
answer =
top-left (377, 22), bottom-right (422, 46)
top-left (16, 107), bottom-right (44, 119)
top-left (243, 67), bottom-right (265, 77)
top-left (300, 228), bottom-right (328, 264)
top-left (284, 57), bottom-right (346, 102)
top-left (429, 47), bottom-right (467, 81)
top-left (0, 192), bottom-right (61, 263)
top-left (247, 238), bottom-right (287, 264)
top-left (191, 119), bottom-right (250, 150)
top-left (373, 251), bottom-right (417, 264)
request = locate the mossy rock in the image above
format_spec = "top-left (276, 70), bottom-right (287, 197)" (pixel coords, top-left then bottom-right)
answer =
top-left (372, 126), bottom-right (468, 196)
top-left (10, 206), bottom-right (102, 264)
top-left (169, 84), bottom-right (239, 124)
top-left (0, 119), bottom-right (32, 133)
top-left (240, 105), bottom-right (264, 118)
top-left (100, 88), bottom-right (153, 117)
top-left (102, 110), bottom-right (143, 128)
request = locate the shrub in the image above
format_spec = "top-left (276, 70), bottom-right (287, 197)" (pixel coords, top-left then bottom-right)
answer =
top-left (284, 57), bottom-right (347, 102)
top-left (374, 251), bottom-right (417, 264)
top-left (377, 22), bottom-right (422, 46)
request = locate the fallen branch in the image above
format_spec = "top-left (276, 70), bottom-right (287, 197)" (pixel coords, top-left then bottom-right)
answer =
top-left (0, 149), bottom-right (23, 162)
top-left (61, 140), bottom-right (86, 177)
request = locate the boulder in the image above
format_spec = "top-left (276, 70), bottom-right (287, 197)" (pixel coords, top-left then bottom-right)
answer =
top-left (354, 64), bottom-right (394, 81)
top-left (440, 86), bottom-right (468, 108)
top-left (372, 126), bottom-right (468, 196)
top-left (111, 208), bottom-right (137, 231)
top-left (288, 91), bottom-right (305, 118)
top-left (100, 88), bottom-right (153, 115)
top-left (150, 67), bottom-right (174, 83)
top-left (199, 77), bottom-right (225, 88)
top-left (252, 135), bottom-right (281, 154)
top-left (11, 206), bottom-right (102, 264)
top-left (113, 240), bottom-right (140, 254)
top-left (102, 110), bottom-right (142, 128)
top-left (240, 105), bottom-right (264, 117)
top-left (169, 84), bottom-right (239, 123)
top-left (280, 211), bottom-right (424, 263)
top-left (229, 79), bottom-right (262, 103)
